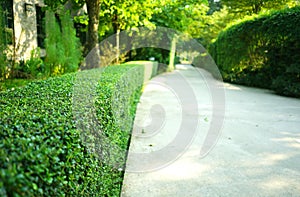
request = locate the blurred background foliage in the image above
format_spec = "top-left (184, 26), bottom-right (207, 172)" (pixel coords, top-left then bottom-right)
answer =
top-left (0, 0), bottom-right (300, 93)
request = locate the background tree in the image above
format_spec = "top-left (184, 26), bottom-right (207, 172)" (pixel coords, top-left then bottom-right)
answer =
top-left (221, 0), bottom-right (298, 15)
top-left (44, 0), bottom-right (100, 56)
top-left (150, 0), bottom-right (208, 70)
top-left (207, 0), bottom-right (222, 14)
top-left (197, 0), bottom-right (300, 47)
top-left (85, 0), bottom-right (101, 55)
top-left (99, 0), bottom-right (155, 63)
top-left (198, 6), bottom-right (235, 47)
top-left (44, 10), bottom-right (81, 75)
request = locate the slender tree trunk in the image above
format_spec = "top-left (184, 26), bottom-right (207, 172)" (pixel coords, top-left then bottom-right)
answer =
top-left (116, 28), bottom-right (120, 64)
top-left (112, 14), bottom-right (120, 64)
top-left (168, 35), bottom-right (177, 72)
top-left (84, 0), bottom-right (100, 56)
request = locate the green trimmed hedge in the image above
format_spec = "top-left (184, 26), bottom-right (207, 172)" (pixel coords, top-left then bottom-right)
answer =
top-left (210, 6), bottom-right (300, 97)
top-left (0, 63), bottom-right (154, 196)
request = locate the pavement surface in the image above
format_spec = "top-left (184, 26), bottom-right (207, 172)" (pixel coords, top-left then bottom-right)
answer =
top-left (121, 64), bottom-right (300, 197)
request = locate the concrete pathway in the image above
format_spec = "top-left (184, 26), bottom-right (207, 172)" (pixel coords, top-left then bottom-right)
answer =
top-left (121, 65), bottom-right (300, 197)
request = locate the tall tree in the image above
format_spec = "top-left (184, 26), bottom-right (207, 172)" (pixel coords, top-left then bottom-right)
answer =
top-left (85, 0), bottom-right (100, 56)
top-left (151, 0), bottom-right (209, 70)
top-left (99, 0), bottom-right (155, 63)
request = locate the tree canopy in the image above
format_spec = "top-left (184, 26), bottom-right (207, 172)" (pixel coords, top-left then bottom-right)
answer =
top-left (221, 0), bottom-right (297, 14)
top-left (2, 0), bottom-right (300, 80)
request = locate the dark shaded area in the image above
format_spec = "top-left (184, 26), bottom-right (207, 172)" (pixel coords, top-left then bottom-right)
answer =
top-left (210, 6), bottom-right (300, 97)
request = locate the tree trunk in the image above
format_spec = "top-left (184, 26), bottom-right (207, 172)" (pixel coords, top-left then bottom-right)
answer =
top-left (168, 35), bottom-right (177, 72)
top-left (112, 14), bottom-right (120, 64)
top-left (252, 1), bottom-right (263, 14)
top-left (84, 0), bottom-right (100, 56)
top-left (116, 28), bottom-right (120, 64)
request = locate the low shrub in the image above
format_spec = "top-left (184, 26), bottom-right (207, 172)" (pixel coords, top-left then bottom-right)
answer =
top-left (210, 6), bottom-right (300, 97)
top-left (14, 49), bottom-right (45, 79)
top-left (0, 62), bottom-right (156, 196)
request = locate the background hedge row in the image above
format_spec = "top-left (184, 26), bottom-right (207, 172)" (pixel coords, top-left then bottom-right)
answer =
top-left (210, 6), bottom-right (300, 97)
top-left (0, 62), bottom-right (155, 196)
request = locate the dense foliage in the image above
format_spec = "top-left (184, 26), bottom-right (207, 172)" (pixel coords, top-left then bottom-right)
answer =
top-left (44, 0), bottom-right (100, 55)
top-left (221, 0), bottom-right (297, 15)
top-left (210, 6), bottom-right (300, 97)
top-left (0, 63), bottom-right (153, 196)
top-left (0, 8), bottom-right (81, 83)
top-left (0, 5), bottom-right (8, 81)
top-left (45, 10), bottom-right (81, 76)
top-left (93, 64), bottom-right (144, 174)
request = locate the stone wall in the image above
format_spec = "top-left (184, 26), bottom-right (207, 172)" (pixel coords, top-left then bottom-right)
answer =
top-left (12, 0), bottom-right (44, 60)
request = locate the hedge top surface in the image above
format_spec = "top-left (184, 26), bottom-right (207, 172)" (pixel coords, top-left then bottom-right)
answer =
top-left (0, 63), bottom-right (153, 196)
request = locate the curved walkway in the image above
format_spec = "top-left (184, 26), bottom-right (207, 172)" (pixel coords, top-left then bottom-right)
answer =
top-left (121, 65), bottom-right (300, 197)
